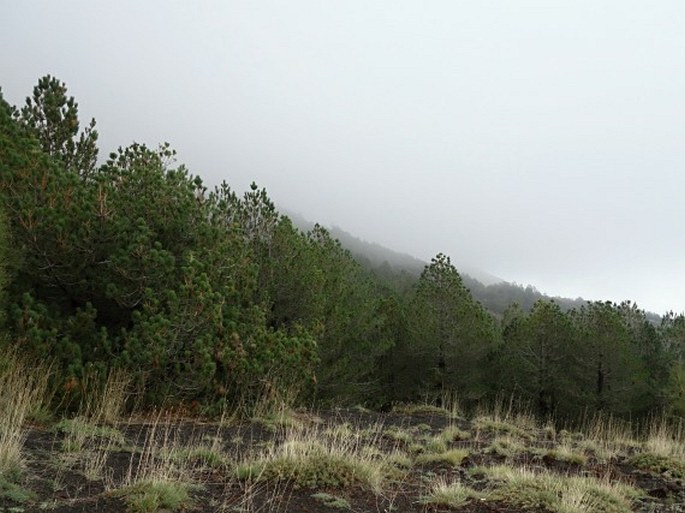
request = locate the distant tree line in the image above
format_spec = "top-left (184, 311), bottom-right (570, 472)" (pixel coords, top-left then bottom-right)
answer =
top-left (1, 76), bottom-right (683, 420)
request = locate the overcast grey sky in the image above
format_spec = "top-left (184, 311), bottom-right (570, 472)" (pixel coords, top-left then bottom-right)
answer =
top-left (3, 1), bottom-right (684, 314)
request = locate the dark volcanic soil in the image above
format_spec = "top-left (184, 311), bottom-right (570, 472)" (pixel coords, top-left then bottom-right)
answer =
top-left (2, 408), bottom-right (684, 513)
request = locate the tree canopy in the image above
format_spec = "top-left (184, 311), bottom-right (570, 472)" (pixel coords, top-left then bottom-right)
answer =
top-left (0, 77), bottom-right (681, 420)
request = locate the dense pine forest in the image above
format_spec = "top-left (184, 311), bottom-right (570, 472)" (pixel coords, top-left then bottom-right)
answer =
top-left (1, 76), bottom-right (684, 421)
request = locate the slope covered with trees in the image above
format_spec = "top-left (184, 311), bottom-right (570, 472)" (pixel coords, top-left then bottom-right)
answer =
top-left (1, 76), bottom-right (683, 421)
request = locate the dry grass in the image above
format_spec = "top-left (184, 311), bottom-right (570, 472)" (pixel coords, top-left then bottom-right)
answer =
top-left (421, 478), bottom-right (482, 508)
top-left (1, 367), bottom-right (681, 513)
top-left (416, 448), bottom-right (469, 466)
top-left (472, 398), bottom-right (537, 442)
top-left (110, 412), bottom-right (200, 512)
top-left (234, 422), bottom-right (398, 493)
top-left (643, 415), bottom-right (685, 460)
top-left (543, 442), bottom-right (588, 466)
top-left (439, 424), bottom-right (471, 442)
top-left (473, 465), bottom-right (640, 513)
top-left (393, 391), bottom-right (462, 419)
top-left (487, 435), bottom-right (527, 458)
top-left (52, 368), bottom-right (132, 482)
top-left (0, 349), bottom-right (49, 479)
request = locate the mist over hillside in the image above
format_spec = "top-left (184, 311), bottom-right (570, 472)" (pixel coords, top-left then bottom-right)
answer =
top-left (3, 72), bottom-right (677, 430)
top-left (281, 208), bottom-right (611, 318)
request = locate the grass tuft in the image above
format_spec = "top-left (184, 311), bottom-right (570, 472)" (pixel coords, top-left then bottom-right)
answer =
top-left (115, 480), bottom-right (192, 513)
top-left (439, 425), bottom-right (471, 442)
top-left (643, 416), bottom-right (684, 460)
top-left (392, 398), bottom-right (461, 419)
top-left (487, 435), bottom-right (526, 458)
top-left (544, 443), bottom-right (588, 466)
top-left (383, 425), bottom-right (413, 444)
top-left (235, 424), bottom-right (395, 492)
top-left (416, 448), bottom-right (469, 466)
top-left (420, 478), bottom-right (481, 508)
top-left (0, 475), bottom-right (36, 504)
top-left (54, 417), bottom-right (126, 452)
top-left (628, 452), bottom-right (685, 480)
top-left (476, 465), bottom-right (640, 513)
top-left (474, 416), bottom-right (534, 441)
top-left (0, 349), bottom-right (48, 482)
top-left (311, 492), bottom-right (351, 509)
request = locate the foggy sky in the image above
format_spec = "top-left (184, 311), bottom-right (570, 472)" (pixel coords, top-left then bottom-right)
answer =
top-left (3, 1), bottom-right (684, 314)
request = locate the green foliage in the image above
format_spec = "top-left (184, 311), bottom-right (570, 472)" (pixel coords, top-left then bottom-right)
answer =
top-left (660, 313), bottom-right (685, 415)
top-left (1, 76), bottom-right (681, 420)
top-left (53, 418), bottom-right (125, 452)
top-left (0, 206), bottom-right (9, 327)
top-left (0, 476), bottom-right (36, 504)
top-left (664, 363), bottom-right (685, 416)
top-left (395, 253), bottom-right (497, 402)
top-left (571, 302), bottom-right (650, 415)
top-left (16, 75), bottom-right (98, 177)
top-left (304, 225), bottom-right (396, 402)
top-left (1, 78), bottom-right (317, 410)
top-left (499, 300), bottom-right (577, 416)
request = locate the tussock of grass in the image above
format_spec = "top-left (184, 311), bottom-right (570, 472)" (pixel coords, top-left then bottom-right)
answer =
top-left (544, 443), bottom-right (588, 466)
top-left (474, 416), bottom-right (534, 441)
top-left (644, 416), bottom-right (685, 460)
top-left (392, 397), bottom-right (461, 419)
top-left (54, 416), bottom-right (128, 481)
top-left (311, 492), bottom-right (351, 509)
top-left (236, 440), bottom-right (382, 490)
top-left (325, 422), bottom-right (355, 439)
top-left (235, 424), bottom-right (396, 492)
top-left (54, 417), bottom-right (126, 452)
top-left (582, 414), bottom-right (638, 454)
top-left (423, 436), bottom-right (448, 454)
top-left (115, 480), bottom-right (192, 513)
top-left (439, 425), bottom-right (471, 442)
top-left (628, 452), bottom-right (685, 480)
top-left (473, 398), bottom-right (537, 438)
top-left (164, 426), bottom-right (229, 470)
top-left (469, 463), bottom-right (520, 482)
top-left (475, 465), bottom-right (640, 513)
top-left (78, 368), bottom-right (130, 424)
top-left (383, 425), bottom-right (413, 444)
top-left (44, 369), bottom-right (132, 482)
top-left (169, 445), bottom-right (228, 469)
top-left (0, 349), bottom-right (48, 481)
top-left (408, 442), bottom-right (425, 455)
top-left (384, 450), bottom-right (412, 469)
top-left (543, 423), bottom-right (557, 440)
top-left (251, 409), bottom-right (302, 432)
top-left (421, 478), bottom-right (481, 507)
top-left (577, 439), bottom-right (619, 463)
top-left (106, 412), bottom-right (199, 513)
top-left (416, 448), bottom-right (469, 466)
top-left (487, 436), bottom-right (526, 458)
top-left (569, 414), bottom-right (644, 463)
